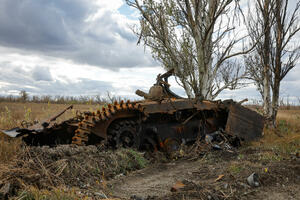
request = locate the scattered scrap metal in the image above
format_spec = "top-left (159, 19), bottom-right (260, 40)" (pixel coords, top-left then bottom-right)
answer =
top-left (1, 69), bottom-right (264, 152)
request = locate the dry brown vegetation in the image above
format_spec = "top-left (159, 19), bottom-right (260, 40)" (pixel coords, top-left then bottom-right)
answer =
top-left (0, 102), bottom-right (299, 199)
top-left (0, 102), bottom-right (101, 130)
top-left (252, 110), bottom-right (300, 155)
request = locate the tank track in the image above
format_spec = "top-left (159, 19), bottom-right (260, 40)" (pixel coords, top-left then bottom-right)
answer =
top-left (71, 100), bottom-right (143, 146)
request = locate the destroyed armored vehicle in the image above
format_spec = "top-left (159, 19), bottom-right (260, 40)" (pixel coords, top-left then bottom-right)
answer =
top-left (2, 69), bottom-right (264, 151)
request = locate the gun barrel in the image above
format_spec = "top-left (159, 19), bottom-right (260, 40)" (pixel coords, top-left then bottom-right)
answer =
top-left (135, 90), bottom-right (149, 99)
top-left (49, 105), bottom-right (73, 122)
top-left (159, 69), bottom-right (174, 79)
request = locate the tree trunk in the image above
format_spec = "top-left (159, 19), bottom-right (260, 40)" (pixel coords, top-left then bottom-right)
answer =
top-left (262, 0), bottom-right (272, 126)
top-left (262, 67), bottom-right (271, 119)
top-left (270, 0), bottom-right (283, 128)
top-left (271, 78), bottom-right (280, 127)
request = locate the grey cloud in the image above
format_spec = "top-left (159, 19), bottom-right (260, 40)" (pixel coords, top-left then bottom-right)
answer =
top-left (31, 66), bottom-right (53, 81)
top-left (282, 64), bottom-right (300, 82)
top-left (74, 39), bottom-right (155, 69)
top-left (170, 87), bottom-right (187, 97)
top-left (219, 80), bottom-right (300, 104)
top-left (0, 0), bottom-right (156, 69)
top-left (219, 86), bottom-right (261, 101)
top-left (281, 81), bottom-right (300, 97)
top-left (0, 63), bottom-right (114, 96)
top-left (0, 64), bottom-right (53, 84)
top-left (115, 26), bottom-right (136, 42)
top-left (0, 64), bottom-right (35, 86)
top-left (0, 78), bottom-right (113, 96)
top-left (29, 78), bottom-right (114, 96)
top-left (0, 0), bottom-right (75, 50)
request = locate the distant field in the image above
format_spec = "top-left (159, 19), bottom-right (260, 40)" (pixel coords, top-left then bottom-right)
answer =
top-left (0, 102), bottom-right (102, 130)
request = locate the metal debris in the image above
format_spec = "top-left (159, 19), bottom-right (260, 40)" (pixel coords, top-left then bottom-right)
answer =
top-left (247, 173), bottom-right (260, 187)
top-left (171, 181), bottom-right (186, 192)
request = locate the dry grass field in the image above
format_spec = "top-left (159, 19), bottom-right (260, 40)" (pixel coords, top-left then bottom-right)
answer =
top-left (0, 102), bottom-right (299, 199)
top-left (252, 109), bottom-right (300, 155)
top-left (0, 102), bottom-right (102, 130)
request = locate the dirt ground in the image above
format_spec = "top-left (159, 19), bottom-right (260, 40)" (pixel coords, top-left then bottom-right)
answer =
top-left (0, 141), bottom-right (299, 199)
top-left (108, 148), bottom-right (300, 200)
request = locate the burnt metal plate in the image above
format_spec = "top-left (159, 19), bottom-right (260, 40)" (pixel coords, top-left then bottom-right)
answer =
top-left (141, 99), bottom-right (221, 114)
top-left (1, 128), bottom-right (21, 137)
top-left (225, 104), bottom-right (264, 141)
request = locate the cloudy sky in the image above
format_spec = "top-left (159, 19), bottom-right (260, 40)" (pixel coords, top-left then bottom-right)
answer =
top-left (0, 0), bottom-right (299, 103)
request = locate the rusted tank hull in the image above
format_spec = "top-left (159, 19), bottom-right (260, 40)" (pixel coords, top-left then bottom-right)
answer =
top-left (1, 69), bottom-right (265, 150)
top-left (1, 99), bottom-right (264, 149)
top-left (71, 98), bottom-right (264, 150)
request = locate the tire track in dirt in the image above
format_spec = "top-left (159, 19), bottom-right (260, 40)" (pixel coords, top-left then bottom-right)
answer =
top-left (109, 159), bottom-right (202, 199)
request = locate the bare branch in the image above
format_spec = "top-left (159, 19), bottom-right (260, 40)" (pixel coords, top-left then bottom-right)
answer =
top-left (127, 0), bottom-right (248, 100)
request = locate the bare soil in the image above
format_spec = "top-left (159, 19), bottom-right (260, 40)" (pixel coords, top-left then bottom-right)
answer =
top-left (108, 148), bottom-right (300, 200)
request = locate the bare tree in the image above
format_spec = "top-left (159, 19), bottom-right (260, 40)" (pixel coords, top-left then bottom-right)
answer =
top-left (246, 0), bottom-right (300, 127)
top-left (126, 0), bottom-right (252, 100)
top-left (271, 0), bottom-right (300, 126)
top-left (245, 0), bottom-right (274, 119)
top-left (19, 90), bottom-right (29, 102)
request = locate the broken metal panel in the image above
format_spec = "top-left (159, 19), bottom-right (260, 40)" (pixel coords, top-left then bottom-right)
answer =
top-left (141, 99), bottom-right (195, 114)
top-left (1, 128), bottom-right (21, 137)
top-left (225, 104), bottom-right (264, 141)
top-left (194, 100), bottom-right (224, 111)
top-left (140, 99), bottom-right (222, 115)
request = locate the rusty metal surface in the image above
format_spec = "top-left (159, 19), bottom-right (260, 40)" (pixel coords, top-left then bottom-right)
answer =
top-left (225, 104), bottom-right (264, 141)
top-left (136, 69), bottom-right (183, 100)
top-left (140, 99), bottom-right (194, 114)
top-left (139, 99), bottom-right (222, 115)
top-left (91, 110), bottom-right (139, 139)
top-left (72, 101), bottom-right (142, 145)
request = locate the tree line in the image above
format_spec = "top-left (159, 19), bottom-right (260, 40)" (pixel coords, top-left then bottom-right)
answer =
top-left (0, 90), bottom-right (126, 105)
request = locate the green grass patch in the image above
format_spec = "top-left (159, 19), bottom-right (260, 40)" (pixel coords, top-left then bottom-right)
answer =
top-left (17, 187), bottom-right (79, 200)
top-left (228, 163), bottom-right (243, 175)
top-left (108, 148), bottom-right (149, 176)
